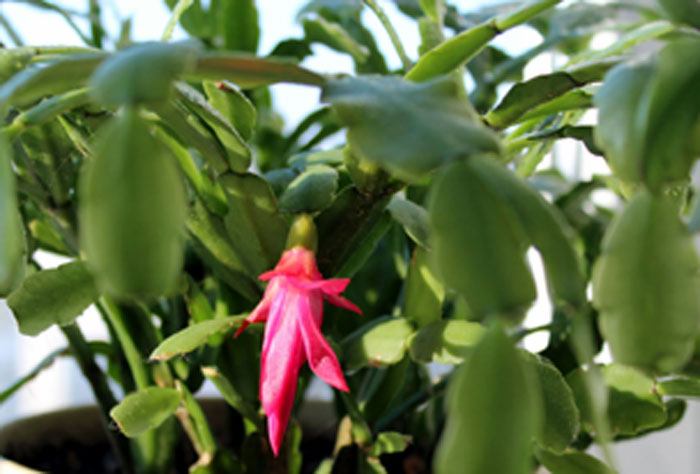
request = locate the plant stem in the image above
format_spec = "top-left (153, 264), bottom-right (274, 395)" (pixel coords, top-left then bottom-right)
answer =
top-left (162, 0), bottom-right (194, 41)
top-left (60, 323), bottom-right (134, 474)
top-left (374, 375), bottom-right (450, 432)
top-left (362, 0), bottom-right (412, 72)
top-left (98, 298), bottom-right (151, 389)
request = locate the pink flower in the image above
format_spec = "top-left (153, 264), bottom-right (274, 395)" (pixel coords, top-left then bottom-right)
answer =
top-left (235, 246), bottom-right (362, 456)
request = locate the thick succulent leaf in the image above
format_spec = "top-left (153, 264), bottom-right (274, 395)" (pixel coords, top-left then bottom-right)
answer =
top-left (203, 80), bottom-right (257, 142)
top-left (110, 387), bottom-right (181, 437)
top-left (219, 172), bottom-right (288, 276)
top-left (221, 0), bottom-right (260, 53)
top-left (342, 316), bottom-right (415, 370)
top-left (402, 247), bottom-right (443, 328)
top-left (90, 42), bottom-right (200, 105)
top-left (322, 75), bottom-right (501, 182)
top-left (386, 196), bottom-right (430, 250)
top-left (0, 134), bottom-right (24, 296)
top-left (467, 155), bottom-right (586, 308)
top-left (8, 261), bottom-right (99, 336)
top-left (535, 448), bottom-right (616, 474)
top-left (278, 165), bottom-right (338, 213)
top-left (434, 323), bottom-right (541, 474)
top-left (80, 109), bottom-right (187, 298)
top-left (302, 17), bottom-right (369, 63)
top-left (521, 351), bottom-right (580, 452)
top-left (189, 54), bottom-right (324, 88)
top-left (408, 319), bottom-right (484, 364)
top-left (150, 316), bottom-right (246, 361)
top-left (592, 190), bottom-right (700, 373)
top-left (428, 159), bottom-right (536, 322)
top-left (406, 0), bottom-right (560, 82)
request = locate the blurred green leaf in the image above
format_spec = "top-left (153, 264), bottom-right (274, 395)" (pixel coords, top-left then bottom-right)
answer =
top-left (219, 172), bottom-right (288, 275)
top-left (369, 432), bottom-right (410, 457)
top-left (657, 375), bottom-right (700, 398)
top-left (80, 109), bottom-right (187, 298)
top-left (408, 319), bottom-right (484, 364)
top-left (8, 261), bottom-right (98, 336)
top-left (175, 82), bottom-right (251, 173)
top-left (279, 165), bottom-right (338, 213)
top-left (323, 75), bottom-right (501, 182)
top-left (342, 316), bottom-right (415, 370)
top-left (303, 17), bottom-right (369, 63)
top-left (403, 247), bottom-right (443, 327)
top-left (221, 0), bottom-right (259, 53)
top-left (406, 0), bottom-right (560, 82)
top-left (190, 54), bottom-right (324, 88)
top-left (535, 448), bottom-right (616, 474)
top-left (110, 387), bottom-right (181, 437)
top-left (429, 159), bottom-right (535, 322)
top-left (657, 0), bottom-right (700, 29)
top-left (150, 315), bottom-right (245, 361)
top-left (592, 191), bottom-right (700, 373)
top-left (386, 196), bottom-right (430, 250)
top-left (0, 53), bottom-right (104, 107)
top-left (90, 42), bottom-right (200, 106)
top-left (0, 134), bottom-right (24, 296)
top-left (522, 351), bottom-right (580, 452)
top-left (434, 323), bottom-right (541, 474)
top-left (486, 58), bottom-right (619, 129)
top-left (203, 80), bottom-right (257, 142)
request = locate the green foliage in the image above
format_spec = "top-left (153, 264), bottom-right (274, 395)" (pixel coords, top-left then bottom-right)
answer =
top-left (110, 387), bottom-right (181, 437)
top-left (2, 1), bottom-right (698, 472)
top-left (434, 323), bottom-right (541, 474)
top-left (80, 108), bottom-right (187, 298)
top-left (593, 190), bottom-right (700, 373)
top-left (8, 261), bottom-right (98, 336)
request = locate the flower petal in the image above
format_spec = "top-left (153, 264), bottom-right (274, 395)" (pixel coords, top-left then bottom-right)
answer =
top-left (259, 284), bottom-right (306, 456)
top-left (234, 279), bottom-right (278, 338)
top-left (290, 278), bottom-right (350, 294)
top-left (325, 293), bottom-right (363, 314)
top-left (297, 294), bottom-right (349, 392)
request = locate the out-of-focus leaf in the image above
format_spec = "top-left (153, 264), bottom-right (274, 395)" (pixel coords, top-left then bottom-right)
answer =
top-left (221, 0), bottom-right (259, 53)
top-left (369, 432), bottom-right (410, 457)
top-left (657, 375), bottom-right (700, 398)
top-left (408, 319), bottom-right (484, 364)
top-left (278, 165), bottom-right (338, 213)
top-left (0, 53), bottom-right (105, 107)
top-left (203, 80), bottom-right (257, 141)
top-left (592, 191), bottom-right (700, 374)
top-left (90, 42), bottom-right (200, 106)
top-left (80, 109), bottom-right (187, 298)
top-left (8, 261), bottom-right (98, 336)
top-left (190, 54), bottom-right (324, 88)
top-left (658, 0), bottom-right (700, 29)
top-left (521, 351), bottom-right (580, 452)
top-left (429, 159), bottom-right (535, 322)
top-left (110, 387), bottom-right (181, 437)
top-left (175, 82), bottom-right (251, 172)
top-left (405, 0), bottom-right (560, 82)
top-left (150, 316), bottom-right (245, 361)
top-left (486, 58), bottom-right (619, 129)
top-left (302, 17), bottom-right (369, 63)
top-left (568, 363), bottom-right (667, 437)
top-left (0, 134), bottom-right (24, 296)
top-left (342, 316), bottom-right (415, 370)
top-left (0, 47), bottom-right (35, 83)
top-left (434, 323), bottom-right (541, 474)
top-left (386, 196), bottom-right (430, 249)
top-left (403, 247), bottom-right (443, 328)
top-left (323, 75), bottom-right (501, 182)
top-left (535, 448), bottom-right (616, 474)
top-left (219, 172), bottom-right (288, 275)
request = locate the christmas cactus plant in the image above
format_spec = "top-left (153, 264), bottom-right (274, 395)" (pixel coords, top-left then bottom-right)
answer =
top-left (1, 0), bottom-right (700, 473)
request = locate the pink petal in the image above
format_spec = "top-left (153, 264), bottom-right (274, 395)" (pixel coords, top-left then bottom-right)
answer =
top-left (259, 284), bottom-right (306, 456)
top-left (234, 280), bottom-right (278, 338)
top-left (297, 294), bottom-right (349, 392)
top-left (325, 293), bottom-right (363, 314)
top-left (290, 278), bottom-right (350, 294)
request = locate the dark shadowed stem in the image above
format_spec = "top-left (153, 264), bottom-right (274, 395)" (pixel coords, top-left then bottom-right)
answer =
top-left (60, 323), bottom-right (134, 474)
top-left (374, 375), bottom-right (450, 433)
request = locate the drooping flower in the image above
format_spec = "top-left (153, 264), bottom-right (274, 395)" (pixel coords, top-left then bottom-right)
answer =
top-left (235, 246), bottom-right (361, 456)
